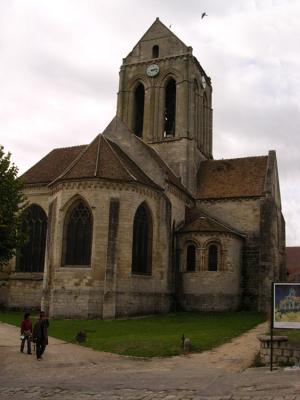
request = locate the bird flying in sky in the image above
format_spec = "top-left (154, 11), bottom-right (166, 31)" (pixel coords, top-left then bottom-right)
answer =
top-left (201, 12), bottom-right (207, 19)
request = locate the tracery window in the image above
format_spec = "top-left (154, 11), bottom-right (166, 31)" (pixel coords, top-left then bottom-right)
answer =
top-left (64, 200), bottom-right (92, 266)
top-left (133, 83), bottom-right (145, 138)
top-left (132, 203), bottom-right (152, 274)
top-left (164, 78), bottom-right (176, 137)
top-left (16, 205), bottom-right (47, 272)
top-left (186, 243), bottom-right (196, 272)
top-left (208, 243), bottom-right (219, 271)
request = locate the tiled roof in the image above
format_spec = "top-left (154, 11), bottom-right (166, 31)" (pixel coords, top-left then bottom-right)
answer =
top-left (286, 247), bottom-right (300, 277)
top-left (196, 156), bottom-right (268, 199)
top-left (21, 145), bottom-right (87, 185)
top-left (178, 208), bottom-right (245, 237)
top-left (52, 135), bottom-right (160, 189)
top-left (102, 116), bottom-right (190, 195)
top-left (138, 139), bottom-right (189, 194)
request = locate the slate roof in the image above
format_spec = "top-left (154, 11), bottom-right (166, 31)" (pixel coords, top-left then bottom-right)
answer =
top-left (196, 156), bottom-right (268, 200)
top-left (178, 208), bottom-right (245, 237)
top-left (21, 145), bottom-right (87, 185)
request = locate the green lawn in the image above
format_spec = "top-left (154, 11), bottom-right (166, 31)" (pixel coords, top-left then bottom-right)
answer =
top-left (0, 311), bottom-right (265, 357)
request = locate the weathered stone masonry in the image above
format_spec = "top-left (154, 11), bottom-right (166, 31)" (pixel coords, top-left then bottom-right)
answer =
top-left (0, 18), bottom-right (285, 317)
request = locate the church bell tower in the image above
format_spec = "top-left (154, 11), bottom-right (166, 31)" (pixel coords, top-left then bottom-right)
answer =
top-left (116, 18), bottom-right (213, 193)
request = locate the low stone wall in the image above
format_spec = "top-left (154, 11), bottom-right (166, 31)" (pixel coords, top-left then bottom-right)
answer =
top-left (258, 335), bottom-right (300, 366)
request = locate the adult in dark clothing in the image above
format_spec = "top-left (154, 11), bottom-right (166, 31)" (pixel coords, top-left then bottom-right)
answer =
top-left (33, 311), bottom-right (49, 360)
top-left (20, 312), bottom-right (32, 354)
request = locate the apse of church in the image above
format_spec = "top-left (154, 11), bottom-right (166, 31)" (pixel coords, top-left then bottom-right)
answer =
top-left (0, 19), bottom-right (285, 317)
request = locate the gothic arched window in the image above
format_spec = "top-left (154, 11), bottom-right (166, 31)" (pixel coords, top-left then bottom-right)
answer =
top-left (133, 83), bottom-right (145, 138)
top-left (208, 243), bottom-right (219, 271)
top-left (17, 205), bottom-right (47, 272)
top-left (132, 203), bottom-right (152, 274)
top-left (152, 45), bottom-right (159, 58)
top-left (186, 243), bottom-right (196, 272)
top-left (164, 78), bottom-right (176, 137)
top-left (64, 200), bottom-right (92, 266)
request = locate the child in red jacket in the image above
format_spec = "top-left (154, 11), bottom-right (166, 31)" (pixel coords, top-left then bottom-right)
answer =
top-left (20, 312), bottom-right (32, 354)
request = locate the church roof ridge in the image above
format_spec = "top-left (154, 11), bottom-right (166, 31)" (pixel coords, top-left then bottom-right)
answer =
top-left (49, 135), bottom-right (101, 186)
top-left (51, 144), bottom-right (88, 151)
top-left (133, 130), bottom-right (192, 196)
top-left (102, 115), bottom-right (192, 197)
top-left (104, 137), bottom-right (162, 190)
top-left (207, 154), bottom-right (268, 163)
top-left (101, 135), bottom-right (137, 182)
top-left (46, 127), bottom-right (162, 190)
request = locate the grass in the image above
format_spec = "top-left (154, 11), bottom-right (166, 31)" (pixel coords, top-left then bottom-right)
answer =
top-left (0, 311), bottom-right (265, 357)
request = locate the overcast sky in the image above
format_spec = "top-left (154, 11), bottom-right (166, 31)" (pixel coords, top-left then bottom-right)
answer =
top-left (0, 0), bottom-right (299, 245)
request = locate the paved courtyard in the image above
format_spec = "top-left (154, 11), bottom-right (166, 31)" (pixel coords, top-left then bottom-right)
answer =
top-left (1, 321), bottom-right (300, 399)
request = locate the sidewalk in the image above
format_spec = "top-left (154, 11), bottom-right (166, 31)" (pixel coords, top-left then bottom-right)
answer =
top-left (1, 320), bottom-right (300, 399)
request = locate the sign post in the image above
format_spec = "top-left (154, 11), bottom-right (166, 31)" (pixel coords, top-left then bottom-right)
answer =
top-left (271, 283), bottom-right (300, 370)
top-left (270, 282), bottom-right (274, 371)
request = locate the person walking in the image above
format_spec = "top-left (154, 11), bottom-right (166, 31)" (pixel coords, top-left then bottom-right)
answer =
top-left (20, 312), bottom-right (32, 354)
top-left (33, 311), bottom-right (49, 360)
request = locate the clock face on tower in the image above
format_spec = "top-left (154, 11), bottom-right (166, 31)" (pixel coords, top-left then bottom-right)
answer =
top-left (146, 64), bottom-right (160, 77)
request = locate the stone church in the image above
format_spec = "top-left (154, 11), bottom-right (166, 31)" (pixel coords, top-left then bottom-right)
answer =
top-left (0, 19), bottom-right (286, 318)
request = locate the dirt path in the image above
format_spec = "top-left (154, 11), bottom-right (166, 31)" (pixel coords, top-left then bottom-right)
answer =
top-left (5, 320), bottom-right (299, 400)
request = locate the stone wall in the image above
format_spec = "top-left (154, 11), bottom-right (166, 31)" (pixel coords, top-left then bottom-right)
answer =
top-left (46, 181), bottom-right (176, 318)
top-left (176, 233), bottom-right (243, 311)
top-left (0, 186), bottom-right (49, 310)
top-left (4, 273), bottom-right (43, 309)
top-left (259, 335), bottom-right (300, 366)
top-left (197, 195), bottom-right (286, 312)
top-left (196, 198), bottom-right (261, 235)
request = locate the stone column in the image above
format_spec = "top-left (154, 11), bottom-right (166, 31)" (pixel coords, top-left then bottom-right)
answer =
top-left (199, 246), bottom-right (206, 271)
top-left (41, 198), bottom-right (57, 315)
top-left (102, 198), bottom-right (120, 319)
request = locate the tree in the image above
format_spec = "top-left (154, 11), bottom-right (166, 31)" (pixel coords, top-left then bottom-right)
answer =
top-left (0, 145), bottom-right (27, 268)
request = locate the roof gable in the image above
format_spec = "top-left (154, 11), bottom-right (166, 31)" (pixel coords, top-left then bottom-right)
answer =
top-left (124, 18), bottom-right (189, 64)
top-left (179, 208), bottom-right (245, 237)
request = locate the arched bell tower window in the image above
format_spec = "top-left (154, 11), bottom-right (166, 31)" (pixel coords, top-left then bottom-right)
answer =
top-left (133, 83), bottom-right (145, 138)
top-left (164, 78), bottom-right (176, 137)
top-left (186, 243), bottom-right (196, 272)
top-left (132, 202), bottom-right (152, 275)
top-left (203, 93), bottom-right (208, 154)
top-left (64, 200), bottom-right (93, 266)
top-left (208, 243), bottom-right (219, 271)
top-left (194, 79), bottom-right (200, 147)
top-left (152, 45), bottom-right (159, 58)
top-left (16, 204), bottom-right (47, 272)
